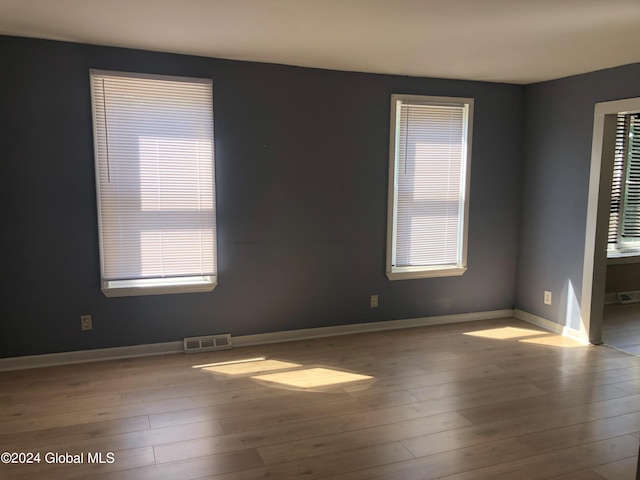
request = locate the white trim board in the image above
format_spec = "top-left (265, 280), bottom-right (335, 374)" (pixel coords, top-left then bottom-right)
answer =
top-left (513, 309), bottom-right (588, 344)
top-left (233, 309), bottom-right (514, 347)
top-left (0, 341), bottom-right (185, 372)
top-left (583, 97), bottom-right (640, 344)
top-left (0, 309), bottom-right (513, 371)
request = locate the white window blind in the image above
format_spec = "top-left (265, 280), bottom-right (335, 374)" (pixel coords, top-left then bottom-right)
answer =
top-left (387, 95), bottom-right (473, 280)
top-left (608, 114), bottom-right (628, 246)
top-left (90, 70), bottom-right (217, 296)
top-left (608, 112), bottom-right (640, 255)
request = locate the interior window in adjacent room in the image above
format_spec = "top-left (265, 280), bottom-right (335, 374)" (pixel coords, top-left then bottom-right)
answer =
top-left (608, 112), bottom-right (640, 259)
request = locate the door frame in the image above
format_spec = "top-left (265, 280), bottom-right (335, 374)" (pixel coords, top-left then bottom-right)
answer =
top-left (582, 97), bottom-right (640, 344)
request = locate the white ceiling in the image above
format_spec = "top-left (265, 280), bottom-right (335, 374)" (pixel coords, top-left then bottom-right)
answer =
top-left (1, 0), bottom-right (639, 84)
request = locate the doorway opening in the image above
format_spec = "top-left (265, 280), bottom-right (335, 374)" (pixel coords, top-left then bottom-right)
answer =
top-left (584, 97), bottom-right (640, 354)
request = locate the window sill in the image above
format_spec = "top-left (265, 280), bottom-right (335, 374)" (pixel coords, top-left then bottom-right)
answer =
top-left (386, 266), bottom-right (467, 280)
top-left (101, 276), bottom-right (217, 297)
top-left (607, 253), bottom-right (640, 265)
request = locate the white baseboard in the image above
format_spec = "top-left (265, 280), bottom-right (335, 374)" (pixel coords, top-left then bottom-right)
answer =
top-left (603, 291), bottom-right (640, 305)
top-left (0, 341), bottom-right (184, 371)
top-left (0, 309), bottom-right (514, 371)
top-left (233, 309), bottom-right (515, 347)
top-left (513, 308), bottom-right (588, 344)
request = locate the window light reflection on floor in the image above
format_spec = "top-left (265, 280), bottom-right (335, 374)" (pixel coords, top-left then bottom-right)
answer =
top-left (192, 357), bottom-right (376, 392)
top-left (519, 336), bottom-right (585, 348)
top-left (192, 357), bottom-right (266, 369)
top-left (463, 326), bottom-right (587, 349)
top-left (251, 367), bottom-right (375, 390)
top-left (463, 327), bottom-right (549, 340)
top-left (192, 357), bottom-right (302, 376)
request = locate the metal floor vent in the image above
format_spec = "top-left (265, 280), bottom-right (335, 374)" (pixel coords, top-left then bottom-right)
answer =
top-left (183, 334), bottom-right (232, 353)
top-left (618, 291), bottom-right (640, 304)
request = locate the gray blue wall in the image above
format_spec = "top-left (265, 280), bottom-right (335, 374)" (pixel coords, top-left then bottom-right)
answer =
top-left (0, 36), bottom-right (523, 357)
top-left (515, 63), bottom-right (640, 330)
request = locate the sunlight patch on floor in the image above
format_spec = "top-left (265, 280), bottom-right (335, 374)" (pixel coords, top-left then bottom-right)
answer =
top-left (463, 326), bottom-right (548, 340)
top-left (193, 357), bottom-right (302, 375)
top-left (192, 357), bottom-right (377, 392)
top-left (191, 357), bottom-right (266, 369)
top-left (251, 367), bottom-right (375, 390)
top-left (519, 335), bottom-right (585, 348)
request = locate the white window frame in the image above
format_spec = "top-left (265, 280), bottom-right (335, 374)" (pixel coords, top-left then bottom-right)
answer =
top-left (90, 70), bottom-right (218, 297)
top-left (386, 94), bottom-right (473, 280)
top-left (607, 110), bottom-right (640, 262)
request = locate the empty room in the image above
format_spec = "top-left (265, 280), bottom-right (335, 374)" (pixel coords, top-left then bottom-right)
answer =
top-left (1, 1), bottom-right (640, 479)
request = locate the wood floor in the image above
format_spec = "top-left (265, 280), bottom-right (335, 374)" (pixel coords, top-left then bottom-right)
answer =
top-left (603, 303), bottom-right (640, 356)
top-left (1, 316), bottom-right (639, 479)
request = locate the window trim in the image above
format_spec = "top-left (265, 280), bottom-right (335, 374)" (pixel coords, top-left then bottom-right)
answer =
top-left (607, 111), bottom-right (640, 261)
top-left (99, 276), bottom-right (217, 298)
top-left (385, 94), bottom-right (474, 281)
top-left (90, 69), bottom-right (218, 297)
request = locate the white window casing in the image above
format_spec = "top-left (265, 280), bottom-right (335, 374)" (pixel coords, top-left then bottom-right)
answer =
top-left (90, 70), bottom-right (217, 297)
top-left (608, 112), bottom-right (640, 260)
top-left (386, 94), bottom-right (473, 280)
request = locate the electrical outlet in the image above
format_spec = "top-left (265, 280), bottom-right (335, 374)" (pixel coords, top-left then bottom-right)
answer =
top-left (370, 294), bottom-right (379, 308)
top-left (544, 291), bottom-right (552, 305)
top-left (81, 314), bottom-right (92, 331)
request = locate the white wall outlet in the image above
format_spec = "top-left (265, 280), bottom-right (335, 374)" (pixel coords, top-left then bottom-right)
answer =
top-left (544, 291), bottom-right (552, 305)
top-left (81, 314), bottom-right (92, 331)
top-left (370, 294), bottom-right (379, 308)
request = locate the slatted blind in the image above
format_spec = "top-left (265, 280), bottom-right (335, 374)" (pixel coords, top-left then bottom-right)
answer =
top-left (91, 71), bottom-right (216, 291)
top-left (608, 114), bottom-right (629, 245)
top-left (608, 113), bottom-right (640, 247)
top-left (621, 114), bottom-right (640, 240)
top-left (393, 100), bottom-right (469, 268)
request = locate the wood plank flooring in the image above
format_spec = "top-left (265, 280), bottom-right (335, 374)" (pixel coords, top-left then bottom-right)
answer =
top-left (0, 317), bottom-right (639, 479)
top-left (603, 303), bottom-right (640, 356)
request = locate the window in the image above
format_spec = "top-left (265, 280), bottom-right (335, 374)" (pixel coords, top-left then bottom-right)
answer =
top-left (608, 112), bottom-right (640, 258)
top-left (90, 70), bottom-right (217, 297)
top-left (386, 94), bottom-right (473, 280)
